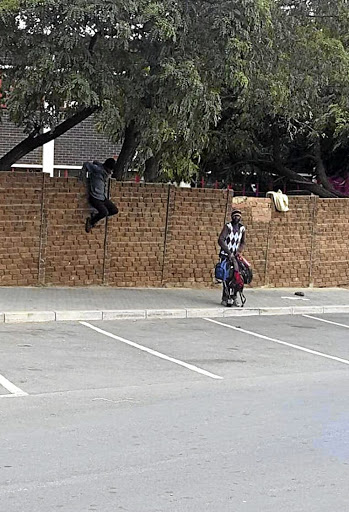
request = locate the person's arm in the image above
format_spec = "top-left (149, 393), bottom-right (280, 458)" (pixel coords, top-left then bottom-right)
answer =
top-left (237, 228), bottom-right (246, 254)
top-left (83, 161), bottom-right (96, 175)
top-left (218, 225), bottom-right (230, 255)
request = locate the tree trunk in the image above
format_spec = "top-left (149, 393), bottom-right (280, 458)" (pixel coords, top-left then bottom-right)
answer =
top-left (143, 154), bottom-right (160, 182)
top-left (0, 106), bottom-right (98, 171)
top-left (233, 158), bottom-right (339, 198)
top-left (113, 120), bottom-right (140, 181)
top-left (314, 142), bottom-right (348, 198)
top-left (271, 160), bottom-right (338, 198)
top-left (269, 130), bottom-right (339, 198)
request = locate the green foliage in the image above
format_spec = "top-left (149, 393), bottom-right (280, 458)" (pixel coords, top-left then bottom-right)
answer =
top-left (201, 0), bottom-right (349, 193)
top-left (0, 0), bottom-right (266, 180)
top-left (2, 0), bottom-right (349, 193)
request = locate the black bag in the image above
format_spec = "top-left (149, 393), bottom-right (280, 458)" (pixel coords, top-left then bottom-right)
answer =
top-left (237, 256), bottom-right (253, 285)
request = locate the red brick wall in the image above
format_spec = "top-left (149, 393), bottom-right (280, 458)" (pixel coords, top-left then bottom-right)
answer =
top-left (106, 182), bottom-right (169, 287)
top-left (0, 173), bottom-right (348, 288)
top-left (312, 198), bottom-right (349, 287)
top-left (0, 173), bottom-right (42, 285)
top-left (230, 198), bottom-right (271, 287)
top-left (264, 197), bottom-right (314, 288)
top-left (42, 176), bottom-right (105, 286)
top-left (163, 188), bottom-right (229, 287)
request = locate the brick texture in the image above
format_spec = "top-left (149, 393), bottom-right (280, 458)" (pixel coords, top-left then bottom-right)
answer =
top-left (42, 177), bottom-right (105, 286)
top-left (0, 112), bottom-right (43, 165)
top-left (54, 116), bottom-right (122, 166)
top-left (231, 197), bottom-right (271, 287)
top-left (0, 111), bottom-right (121, 169)
top-left (0, 173), bottom-right (42, 285)
top-left (0, 173), bottom-right (348, 288)
top-left (163, 188), bottom-right (229, 287)
top-left (266, 197), bottom-right (315, 288)
top-left (312, 198), bottom-right (349, 287)
top-left (106, 183), bottom-right (169, 287)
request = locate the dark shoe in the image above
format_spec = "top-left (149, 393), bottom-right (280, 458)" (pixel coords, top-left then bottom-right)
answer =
top-left (85, 217), bottom-right (92, 233)
top-left (221, 299), bottom-right (228, 307)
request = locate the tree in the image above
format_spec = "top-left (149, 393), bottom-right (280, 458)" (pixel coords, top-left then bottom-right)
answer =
top-left (200, 0), bottom-right (349, 197)
top-left (0, 0), bottom-right (269, 180)
top-left (97, 0), bottom-right (269, 180)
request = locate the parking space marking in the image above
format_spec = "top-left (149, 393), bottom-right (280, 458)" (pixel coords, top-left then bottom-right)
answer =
top-left (80, 322), bottom-right (223, 380)
top-left (204, 318), bottom-right (349, 367)
top-left (0, 373), bottom-right (28, 398)
top-left (303, 315), bottom-right (349, 329)
top-left (281, 296), bottom-right (310, 301)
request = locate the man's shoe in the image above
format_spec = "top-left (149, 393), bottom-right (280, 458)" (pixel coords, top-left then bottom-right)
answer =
top-left (221, 299), bottom-right (228, 307)
top-left (85, 217), bottom-right (92, 233)
top-left (232, 298), bottom-right (241, 307)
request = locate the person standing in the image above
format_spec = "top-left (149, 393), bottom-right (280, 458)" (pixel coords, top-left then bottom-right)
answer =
top-left (83, 158), bottom-right (119, 233)
top-left (218, 209), bottom-right (246, 306)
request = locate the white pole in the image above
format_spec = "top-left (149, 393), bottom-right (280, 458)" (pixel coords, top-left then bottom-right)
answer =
top-left (42, 127), bottom-right (54, 177)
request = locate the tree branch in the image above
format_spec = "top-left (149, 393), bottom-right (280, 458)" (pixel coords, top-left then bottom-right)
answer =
top-left (231, 158), bottom-right (340, 198)
top-left (313, 140), bottom-right (348, 198)
top-left (0, 106), bottom-right (99, 171)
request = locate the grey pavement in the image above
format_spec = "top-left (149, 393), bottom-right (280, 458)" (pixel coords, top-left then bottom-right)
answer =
top-left (0, 286), bottom-right (348, 323)
top-left (1, 314), bottom-right (349, 511)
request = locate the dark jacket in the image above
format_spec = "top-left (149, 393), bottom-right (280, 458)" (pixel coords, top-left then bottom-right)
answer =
top-left (83, 161), bottom-right (110, 201)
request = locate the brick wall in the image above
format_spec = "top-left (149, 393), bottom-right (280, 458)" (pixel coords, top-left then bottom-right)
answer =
top-left (0, 111), bottom-right (121, 168)
top-left (0, 173), bottom-right (348, 288)
top-left (0, 173), bottom-right (43, 285)
top-left (0, 112), bottom-right (43, 165)
top-left (42, 176), bottom-right (106, 286)
top-left (233, 196), bottom-right (316, 288)
top-left (54, 116), bottom-right (122, 166)
top-left (312, 199), bottom-right (349, 287)
top-left (106, 182), bottom-right (169, 287)
top-left (163, 188), bottom-right (229, 287)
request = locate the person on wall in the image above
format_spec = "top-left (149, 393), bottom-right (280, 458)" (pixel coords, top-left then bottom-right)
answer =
top-left (218, 209), bottom-right (246, 307)
top-left (83, 158), bottom-right (119, 233)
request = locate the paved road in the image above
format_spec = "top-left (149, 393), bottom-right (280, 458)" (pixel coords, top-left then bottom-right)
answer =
top-left (1, 313), bottom-right (349, 511)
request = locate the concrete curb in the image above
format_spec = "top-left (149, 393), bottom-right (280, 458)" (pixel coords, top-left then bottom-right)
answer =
top-left (0, 305), bottom-right (348, 324)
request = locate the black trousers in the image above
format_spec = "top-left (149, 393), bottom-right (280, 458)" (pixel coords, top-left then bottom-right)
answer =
top-left (89, 196), bottom-right (118, 227)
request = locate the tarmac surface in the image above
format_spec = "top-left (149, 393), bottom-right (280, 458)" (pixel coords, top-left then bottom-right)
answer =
top-left (1, 306), bottom-right (349, 511)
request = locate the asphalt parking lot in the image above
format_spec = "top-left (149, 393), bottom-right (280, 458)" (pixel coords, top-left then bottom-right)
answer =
top-left (1, 313), bottom-right (349, 512)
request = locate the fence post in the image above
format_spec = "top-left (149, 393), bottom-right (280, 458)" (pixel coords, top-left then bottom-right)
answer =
top-left (102, 179), bottom-right (113, 285)
top-left (38, 173), bottom-right (48, 285)
top-left (263, 221), bottom-right (272, 287)
top-left (309, 195), bottom-right (318, 287)
top-left (161, 185), bottom-right (173, 285)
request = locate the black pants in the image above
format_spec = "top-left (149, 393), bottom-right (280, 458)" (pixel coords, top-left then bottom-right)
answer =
top-left (89, 196), bottom-right (118, 227)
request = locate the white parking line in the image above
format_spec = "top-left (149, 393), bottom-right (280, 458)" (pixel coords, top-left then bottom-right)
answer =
top-left (0, 373), bottom-right (28, 398)
top-left (204, 318), bottom-right (349, 367)
top-left (303, 315), bottom-right (349, 329)
top-left (80, 322), bottom-right (223, 381)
